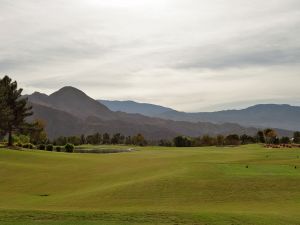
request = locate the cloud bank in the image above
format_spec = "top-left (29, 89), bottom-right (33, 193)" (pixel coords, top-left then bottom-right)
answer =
top-left (0, 0), bottom-right (299, 111)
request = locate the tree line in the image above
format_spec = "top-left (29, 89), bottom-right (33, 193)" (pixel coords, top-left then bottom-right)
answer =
top-left (169, 129), bottom-right (300, 147)
top-left (52, 133), bottom-right (147, 146)
top-left (51, 129), bottom-right (300, 148)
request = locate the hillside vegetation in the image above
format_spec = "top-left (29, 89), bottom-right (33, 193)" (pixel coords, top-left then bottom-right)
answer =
top-left (1, 144), bottom-right (300, 224)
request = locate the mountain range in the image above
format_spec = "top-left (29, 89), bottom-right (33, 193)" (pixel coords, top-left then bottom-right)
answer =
top-left (100, 100), bottom-right (300, 131)
top-left (99, 100), bottom-right (172, 117)
top-left (24, 86), bottom-right (295, 140)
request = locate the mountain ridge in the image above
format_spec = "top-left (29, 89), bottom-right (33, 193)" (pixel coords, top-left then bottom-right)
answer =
top-left (99, 100), bottom-right (172, 117)
top-left (25, 86), bottom-right (290, 139)
top-left (99, 100), bottom-right (300, 131)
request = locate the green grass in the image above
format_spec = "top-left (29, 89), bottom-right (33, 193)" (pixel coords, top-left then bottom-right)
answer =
top-left (1, 144), bottom-right (300, 224)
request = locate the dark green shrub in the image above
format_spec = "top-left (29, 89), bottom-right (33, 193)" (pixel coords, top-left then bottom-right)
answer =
top-left (173, 136), bottom-right (192, 147)
top-left (22, 143), bottom-right (34, 149)
top-left (280, 136), bottom-right (291, 144)
top-left (294, 131), bottom-right (300, 144)
top-left (46, 144), bottom-right (53, 151)
top-left (225, 134), bottom-right (240, 146)
top-left (38, 144), bottom-right (45, 150)
top-left (56, 146), bottom-right (61, 152)
top-left (16, 143), bottom-right (23, 147)
top-left (65, 143), bottom-right (74, 153)
top-left (22, 143), bottom-right (29, 148)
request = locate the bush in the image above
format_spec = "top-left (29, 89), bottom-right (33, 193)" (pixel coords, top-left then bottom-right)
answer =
top-left (12, 135), bottom-right (30, 145)
top-left (22, 143), bottom-right (34, 149)
top-left (38, 144), bottom-right (45, 150)
top-left (173, 136), bottom-right (192, 147)
top-left (46, 144), bottom-right (53, 151)
top-left (22, 143), bottom-right (29, 148)
top-left (201, 135), bottom-right (216, 146)
top-left (225, 134), bottom-right (240, 146)
top-left (293, 131), bottom-right (300, 144)
top-left (16, 143), bottom-right (23, 147)
top-left (65, 143), bottom-right (74, 153)
top-left (19, 135), bottom-right (30, 144)
top-left (55, 146), bottom-right (61, 152)
top-left (158, 139), bottom-right (173, 147)
top-left (280, 136), bottom-right (291, 144)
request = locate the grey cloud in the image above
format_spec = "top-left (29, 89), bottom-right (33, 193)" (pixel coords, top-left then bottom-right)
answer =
top-left (169, 20), bottom-right (300, 70)
top-left (175, 47), bottom-right (300, 70)
top-left (1, 0), bottom-right (300, 111)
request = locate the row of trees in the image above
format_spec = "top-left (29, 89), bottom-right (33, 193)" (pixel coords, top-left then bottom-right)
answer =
top-left (172, 134), bottom-right (240, 147)
top-left (0, 76), bottom-right (47, 146)
top-left (169, 129), bottom-right (300, 147)
top-left (52, 133), bottom-right (148, 146)
top-left (52, 129), bottom-right (300, 148)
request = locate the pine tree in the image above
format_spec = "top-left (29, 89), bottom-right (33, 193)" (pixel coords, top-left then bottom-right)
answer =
top-left (0, 76), bottom-right (33, 146)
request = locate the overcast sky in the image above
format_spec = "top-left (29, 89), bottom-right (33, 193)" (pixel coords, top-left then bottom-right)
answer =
top-left (0, 0), bottom-right (299, 111)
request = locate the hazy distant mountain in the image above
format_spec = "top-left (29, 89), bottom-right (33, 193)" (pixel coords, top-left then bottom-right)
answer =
top-left (158, 104), bottom-right (300, 131)
top-left (100, 100), bottom-right (300, 131)
top-left (99, 100), bottom-right (173, 117)
top-left (26, 86), bottom-right (277, 139)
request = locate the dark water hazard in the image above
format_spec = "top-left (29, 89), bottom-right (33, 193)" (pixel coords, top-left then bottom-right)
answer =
top-left (39, 194), bottom-right (49, 197)
top-left (74, 148), bottom-right (134, 154)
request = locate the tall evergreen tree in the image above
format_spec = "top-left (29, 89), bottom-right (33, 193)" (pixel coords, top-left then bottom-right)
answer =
top-left (0, 83), bottom-right (11, 139)
top-left (294, 132), bottom-right (300, 144)
top-left (80, 134), bottom-right (86, 145)
top-left (102, 133), bottom-right (110, 144)
top-left (0, 76), bottom-right (33, 146)
top-left (256, 130), bottom-right (265, 143)
top-left (94, 132), bottom-right (102, 144)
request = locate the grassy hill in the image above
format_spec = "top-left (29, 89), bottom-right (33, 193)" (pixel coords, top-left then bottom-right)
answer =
top-left (1, 145), bottom-right (300, 224)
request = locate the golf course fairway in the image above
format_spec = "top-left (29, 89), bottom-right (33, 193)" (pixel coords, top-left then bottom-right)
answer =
top-left (1, 144), bottom-right (300, 225)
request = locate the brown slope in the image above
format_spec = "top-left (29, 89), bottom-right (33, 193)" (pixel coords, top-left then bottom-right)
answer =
top-left (28, 103), bottom-right (178, 139)
top-left (28, 103), bottom-right (86, 138)
top-left (28, 86), bottom-right (115, 120)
